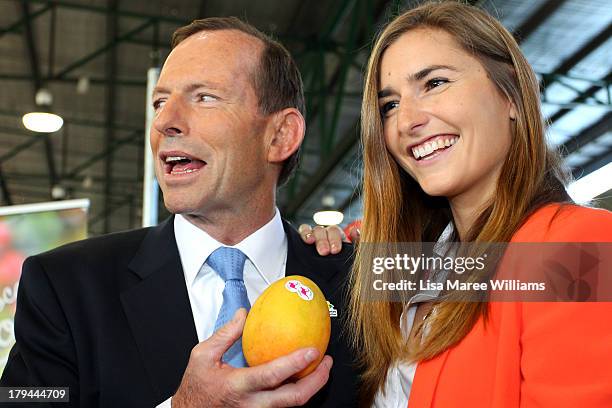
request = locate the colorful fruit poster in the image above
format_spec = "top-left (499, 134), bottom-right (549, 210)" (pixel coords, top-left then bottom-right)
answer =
top-left (0, 199), bottom-right (89, 375)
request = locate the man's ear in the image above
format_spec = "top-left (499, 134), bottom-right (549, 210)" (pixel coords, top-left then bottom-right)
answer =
top-left (267, 108), bottom-right (305, 164)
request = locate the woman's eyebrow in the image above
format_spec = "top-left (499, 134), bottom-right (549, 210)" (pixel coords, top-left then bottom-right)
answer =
top-left (378, 64), bottom-right (458, 98)
top-left (408, 64), bottom-right (457, 81)
top-left (378, 87), bottom-right (393, 99)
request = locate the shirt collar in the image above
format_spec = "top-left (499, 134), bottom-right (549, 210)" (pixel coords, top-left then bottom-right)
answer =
top-left (174, 209), bottom-right (286, 286)
top-left (407, 222), bottom-right (455, 306)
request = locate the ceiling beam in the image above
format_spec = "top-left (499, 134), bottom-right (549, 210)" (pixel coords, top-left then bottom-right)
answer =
top-left (0, 134), bottom-right (45, 163)
top-left (103, 0), bottom-right (118, 233)
top-left (20, 0), bottom-right (188, 25)
top-left (560, 112), bottom-right (612, 156)
top-left (539, 22), bottom-right (612, 125)
top-left (0, 164), bottom-right (13, 205)
top-left (572, 149), bottom-right (612, 180)
top-left (284, 0), bottom-right (390, 207)
top-left (284, 120), bottom-right (359, 217)
top-left (20, 1), bottom-right (45, 89)
top-left (53, 18), bottom-right (154, 80)
top-left (0, 73), bottom-right (147, 87)
top-left (547, 71), bottom-right (612, 125)
top-left (18, 0), bottom-right (59, 199)
top-left (552, 22), bottom-right (612, 76)
top-left (2, 172), bottom-right (139, 184)
top-left (513, 0), bottom-right (568, 44)
top-left (197, 0), bottom-right (207, 18)
top-left (0, 109), bottom-right (142, 133)
top-left (0, 3), bottom-right (51, 39)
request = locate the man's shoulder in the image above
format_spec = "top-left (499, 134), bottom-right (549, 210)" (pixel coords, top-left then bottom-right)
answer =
top-left (282, 220), bottom-right (354, 264)
top-left (282, 220), bottom-right (354, 293)
top-left (23, 226), bottom-right (165, 289)
top-left (34, 226), bottom-right (152, 264)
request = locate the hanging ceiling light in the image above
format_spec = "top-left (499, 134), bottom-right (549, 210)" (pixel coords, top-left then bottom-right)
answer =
top-left (313, 195), bottom-right (344, 226)
top-left (22, 89), bottom-right (64, 133)
top-left (313, 210), bottom-right (344, 226)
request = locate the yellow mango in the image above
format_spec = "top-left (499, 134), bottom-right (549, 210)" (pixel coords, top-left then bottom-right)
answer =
top-left (243, 275), bottom-right (331, 379)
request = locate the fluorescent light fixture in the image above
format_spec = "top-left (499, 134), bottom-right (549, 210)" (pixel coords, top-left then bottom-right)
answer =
top-left (22, 112), bottom-right (64, 133)
top-left (313, 210), bottom-right (344, 226)
top-left (568, 162), bottom-right (612, 203)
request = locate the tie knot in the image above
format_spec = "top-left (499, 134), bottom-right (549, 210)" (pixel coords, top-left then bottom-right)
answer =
top-left (207, 247), bottom-right (247, 282)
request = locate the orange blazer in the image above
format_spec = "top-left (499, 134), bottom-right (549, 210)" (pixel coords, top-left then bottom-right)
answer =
top-left (408, 204), bottom-right (612, 407)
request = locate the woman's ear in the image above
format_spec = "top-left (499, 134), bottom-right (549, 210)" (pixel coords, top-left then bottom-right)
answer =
top-left (267, 108), bottom-right (305, 164)
top-left (509, 100), bottom-right (517, 121)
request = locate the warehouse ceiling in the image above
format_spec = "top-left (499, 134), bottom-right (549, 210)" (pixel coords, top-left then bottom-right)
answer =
top-left (0, 0), bottom-right (610, 235)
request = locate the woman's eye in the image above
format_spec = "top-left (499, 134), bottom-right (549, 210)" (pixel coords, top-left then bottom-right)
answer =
top-left (380, 101), bottom-right (399, 116)
top-left (425, 78), bottom-right (449, 91)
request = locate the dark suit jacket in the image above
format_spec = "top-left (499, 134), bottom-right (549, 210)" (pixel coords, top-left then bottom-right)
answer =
top-left (1, 217), bottom-right (359, 407)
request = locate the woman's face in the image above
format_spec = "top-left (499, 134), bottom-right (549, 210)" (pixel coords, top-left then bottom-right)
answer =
top-left (378, 28), bottom-right (515, 205)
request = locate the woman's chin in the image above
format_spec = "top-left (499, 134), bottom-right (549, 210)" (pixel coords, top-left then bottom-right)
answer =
top-left (418, 183), bottom-right (455, 199)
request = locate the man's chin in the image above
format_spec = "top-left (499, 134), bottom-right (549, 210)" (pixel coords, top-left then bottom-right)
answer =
top-left (163, 199), bottom-right (200, 216)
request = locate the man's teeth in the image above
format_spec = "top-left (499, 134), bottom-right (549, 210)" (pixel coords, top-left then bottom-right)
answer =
top-left (412, 136), bottom-right (458, 159)
top-left (171, 168), bottom-right (198, 174)
top-left (165, 156), bottom-right (189, 163)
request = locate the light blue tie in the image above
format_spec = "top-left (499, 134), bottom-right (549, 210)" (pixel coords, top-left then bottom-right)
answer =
top-left (208, 247), bottom-right (250, 367)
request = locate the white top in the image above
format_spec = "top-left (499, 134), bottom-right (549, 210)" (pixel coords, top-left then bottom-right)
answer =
top-left (372, 294), bottom-right (437, 408)
top-left (373, 224), bottom-right (453, 407)
top-left (158, 210), bottom-right (288, 407)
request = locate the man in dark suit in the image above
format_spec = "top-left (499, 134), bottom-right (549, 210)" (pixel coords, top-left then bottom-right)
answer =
top-left (1, 17), bottom-right (358, 407)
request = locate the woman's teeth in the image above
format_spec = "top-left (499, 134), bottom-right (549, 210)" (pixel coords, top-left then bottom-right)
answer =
top-left (412, 136), bottom-right (459, 159)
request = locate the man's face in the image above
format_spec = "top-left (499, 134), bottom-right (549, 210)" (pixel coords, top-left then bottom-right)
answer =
top-left (151, 30), bottom-right (271, 217)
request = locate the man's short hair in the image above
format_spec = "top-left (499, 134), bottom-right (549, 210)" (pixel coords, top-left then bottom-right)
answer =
top-left (172, 17), bottom-right (305, 186)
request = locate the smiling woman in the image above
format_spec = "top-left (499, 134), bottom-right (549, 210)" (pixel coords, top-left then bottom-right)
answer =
top-left (379, 27), bottom-right (516, 211)
top-left (337, 1), bottom-right (612, 407)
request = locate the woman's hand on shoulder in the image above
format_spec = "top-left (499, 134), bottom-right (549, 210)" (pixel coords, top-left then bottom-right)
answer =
top-left (298, 224), bottom-right (359, 256)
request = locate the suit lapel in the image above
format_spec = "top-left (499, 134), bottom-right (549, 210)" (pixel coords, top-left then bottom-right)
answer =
top-left (121, 217), bottom-right (198, 401)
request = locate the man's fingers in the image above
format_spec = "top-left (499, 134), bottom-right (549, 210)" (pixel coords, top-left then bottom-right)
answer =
top-left (199, 308), bottom-right (247, 363)
top-left (254, 356), bottom-right (333, 407)
top-left (298, 224), bottom-right (315, 244)
top-left (312, 226), bottom-right (330, 255)
top-left (238, 348), bottom-right (321, 392)
top-left (326, 225), bottom-right (344, 254)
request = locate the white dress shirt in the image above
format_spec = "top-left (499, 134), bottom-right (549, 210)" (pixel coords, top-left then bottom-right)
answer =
top-left (158, 210), bottom-right (287, 407)
top-left (174, 210), bottom-right (287, 342)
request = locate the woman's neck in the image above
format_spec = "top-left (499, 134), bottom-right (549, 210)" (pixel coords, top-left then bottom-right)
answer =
top-left (449, 194), bottom-right (491, 241)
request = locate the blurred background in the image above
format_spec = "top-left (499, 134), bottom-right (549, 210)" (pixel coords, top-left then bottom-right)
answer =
top-left (0, 0), bottom-right (610, 235)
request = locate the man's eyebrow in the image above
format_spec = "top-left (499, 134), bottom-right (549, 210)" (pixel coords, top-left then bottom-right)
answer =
top-left (377, 64), bottom-right (457, 99)
top-left (152, 81), bottom-right (224, 95)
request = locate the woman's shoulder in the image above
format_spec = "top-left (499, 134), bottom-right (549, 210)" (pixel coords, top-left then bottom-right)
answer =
top-left (511, 203), bottom-right (612, 242)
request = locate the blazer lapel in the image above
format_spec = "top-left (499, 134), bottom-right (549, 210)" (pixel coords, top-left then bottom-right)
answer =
top-left (121, 216), bottom-right (198, 401)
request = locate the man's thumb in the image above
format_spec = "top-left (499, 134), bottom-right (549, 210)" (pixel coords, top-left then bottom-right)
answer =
top-left (206, 308), bottom-right (247, 362)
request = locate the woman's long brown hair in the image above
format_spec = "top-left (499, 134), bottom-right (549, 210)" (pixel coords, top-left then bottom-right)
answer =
top-left (351, 1), bottom-right (570, 404)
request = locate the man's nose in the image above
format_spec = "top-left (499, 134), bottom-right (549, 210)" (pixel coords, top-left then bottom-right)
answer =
top-left (152, 96), bottom-right (189, 137)
top-left (397, 98), bottom-right (428, 137)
